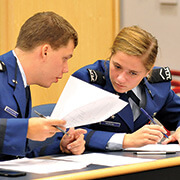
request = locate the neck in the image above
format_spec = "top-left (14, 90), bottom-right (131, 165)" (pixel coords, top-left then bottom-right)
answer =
top-left (14, 48), bottom-right (38, 85)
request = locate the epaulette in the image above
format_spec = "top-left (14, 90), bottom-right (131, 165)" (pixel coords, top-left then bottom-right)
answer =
top-left (148, 67), bottom-right (172, 83)
top-left (87, 68), bottom-right (106, 86)
top-left (0, 60), bottom-right (6, 72)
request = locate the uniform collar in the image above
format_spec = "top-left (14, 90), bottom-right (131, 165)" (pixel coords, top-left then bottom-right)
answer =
top-left (142, 78), bottom-right (156, 98)
top-left (12, 50), bottom-right (27, 88)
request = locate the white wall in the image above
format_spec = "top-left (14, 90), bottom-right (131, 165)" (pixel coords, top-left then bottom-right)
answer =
top-left (120, 0), bottom-right (180, 70)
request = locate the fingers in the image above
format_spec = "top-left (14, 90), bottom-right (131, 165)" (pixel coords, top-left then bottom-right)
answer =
top-left (69, 128), bottom-right (87, 139)
top-left (123, 125), bottom-right (168, 148)
top-left (27, 118), bottom-right (67, 141)
top-left (142, 125), bottom-right (166, 142)
top-left (161, 136), bottom-right (173, 145)
top-left (60, 128), bottom-right (86, 155)
top-left (161, 131), bottom-right (180, 145)
top-left (66, 134), bottom-right (86, 155)
top-left (148, 124), bottom-right (167, 134)
top-left (64, 128), bottom-right (87, 139)
top-left (43, 119), bottom-right (67, 135)
top-left (48, 119), bottom-right (66, 131)
top-left (74, 128), bottom-right (87, 136)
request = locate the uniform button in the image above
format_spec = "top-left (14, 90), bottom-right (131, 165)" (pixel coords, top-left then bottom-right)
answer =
top-left (153, 112), bottom-right (157, 117)
top-left (111, 115), bottom-right (115, 119)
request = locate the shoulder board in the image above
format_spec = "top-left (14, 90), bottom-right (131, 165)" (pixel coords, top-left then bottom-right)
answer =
top-left (148, 67), bottom-right (172, 83)
top-left (0, 60), bottom-right (6, 72)
top-left (87, 68), bottom-right (106, 86)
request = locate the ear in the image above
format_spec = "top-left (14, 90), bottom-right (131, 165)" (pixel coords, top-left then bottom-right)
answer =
top-left (145, 65), bottom-right (154, 77)
top-left (41, 44), bottom-right (50, 58)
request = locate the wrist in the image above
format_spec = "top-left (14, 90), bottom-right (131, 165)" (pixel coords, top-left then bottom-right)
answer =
top-left (123, 134), bottom-right (134, 149)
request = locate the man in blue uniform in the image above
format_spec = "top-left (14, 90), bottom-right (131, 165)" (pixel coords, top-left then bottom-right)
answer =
top-left (0, 11), bottom-right (86, 161)
top-left (72, 26), bottom-right (180, 151)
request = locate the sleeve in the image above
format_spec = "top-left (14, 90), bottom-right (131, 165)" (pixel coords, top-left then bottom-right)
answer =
top-left (83, 127), bottom-right (126, 151)
top-left (155, 89), bottom-right (180, 130)
top-left (106, 133), bottom-right (126, 150)
top-left (82, 127), bottom-right (115, 150)
top-left (26, 132), bottom-right (64, 158)
top-left (0, 118), bottom-right (28, 157)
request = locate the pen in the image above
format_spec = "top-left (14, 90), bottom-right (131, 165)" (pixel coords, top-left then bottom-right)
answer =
top-left (33, 110), bottom-right (69, 136)
top-left (140, 107), bottom-right (169, 139)
top-left (134, 151), bottom-right (176, 155)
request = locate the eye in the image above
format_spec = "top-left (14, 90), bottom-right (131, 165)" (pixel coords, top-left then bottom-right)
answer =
top-left (63, 55), bottom-right (73, 61)
top-left (129, 71), bottom-right (138, 76)
top-left (114, 63), bottom-right (121, 69)
top-left (63, 57), bottom-right (69, 61)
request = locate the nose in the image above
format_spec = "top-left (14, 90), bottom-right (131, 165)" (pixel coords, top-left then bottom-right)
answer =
top-left (116, 71), bottom-right (126, 83)
top-left (63, 62), bottom-right (69, 73)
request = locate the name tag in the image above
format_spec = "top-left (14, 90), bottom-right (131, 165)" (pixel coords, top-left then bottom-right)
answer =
top-left (4, 106), bottom-right (19, 118)
top-left (99, 121), bottom-right (121, 127)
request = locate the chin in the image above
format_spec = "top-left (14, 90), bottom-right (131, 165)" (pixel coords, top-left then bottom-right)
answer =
top-left (114, 86), bottom-right (126, 93)
top-left (116, 90), bottom-right (126, 93)
top-left (39, 83), bottom-right (51, 88)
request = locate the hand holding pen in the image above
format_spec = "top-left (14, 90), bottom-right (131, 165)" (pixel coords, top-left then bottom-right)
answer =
top-left (33, 110), bottom-right (69, 136)
top-left (32, 110), bottom-right (87, 154)
top-left (140, 108), bottom-right (169, 139)
top-left (27, 115), bottom-right (66, 141)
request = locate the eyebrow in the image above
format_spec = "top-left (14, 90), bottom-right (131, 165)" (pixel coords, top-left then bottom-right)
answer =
top-left (65, 54), bottom-right (73, 59)
top-left (112, 60), bottom-right (141, 74)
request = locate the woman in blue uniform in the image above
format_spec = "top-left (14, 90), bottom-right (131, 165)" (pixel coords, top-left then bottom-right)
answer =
top-left (72, 26), bottom-right (180, 151)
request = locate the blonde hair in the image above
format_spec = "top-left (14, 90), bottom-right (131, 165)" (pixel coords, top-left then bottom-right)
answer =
top-left (110, 26), bottom-right (158, 71)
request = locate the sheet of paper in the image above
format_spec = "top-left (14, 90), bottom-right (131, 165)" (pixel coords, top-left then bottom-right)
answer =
top-left (124, 144), bottom-right (180, 152)
top-left (0, 158), bottom-right (88, 174)
top-left (54, 153), bottom-right (155, 167)
top-left (0, 153), bottom-right (155, 174)
top-left (50, 76), bottom-right (127, 128)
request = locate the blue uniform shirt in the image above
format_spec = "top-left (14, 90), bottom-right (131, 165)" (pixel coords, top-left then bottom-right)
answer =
top-left (0, 51), bottom-right (62, 161)
top-left (72, 60), bottom-right (180, 151)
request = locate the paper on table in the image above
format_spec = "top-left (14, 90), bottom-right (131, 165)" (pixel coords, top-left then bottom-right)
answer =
top-left (0, 153), bottom-right (154, 174)
top-left (50, 76), bottom-right (127, 128)
top-left (124, 144), bottom-right (180, 152)
top-left (54, 153), bottom-right (155, 167)
top-left (0, 158), bottom-right (88, 174)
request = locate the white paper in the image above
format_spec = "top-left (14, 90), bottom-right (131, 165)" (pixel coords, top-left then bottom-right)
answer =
top-left (54, 153), bottom-right (155, 167)
top-left (124, 144), bottom-right (180, 152)
top-left (50, 76), bottom-right (127, 128)
top-left (0, 153), bottom-right (155, 174)
top-left (0, 158), bottom-right (88, 174)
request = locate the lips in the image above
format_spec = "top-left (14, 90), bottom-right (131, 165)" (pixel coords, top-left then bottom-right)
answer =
top-left (114, 81), bottom-right (125, 88)
top-left (55, 77), bottom-right (59, 83)
top-left (113, 81), bottom-right (127, 93)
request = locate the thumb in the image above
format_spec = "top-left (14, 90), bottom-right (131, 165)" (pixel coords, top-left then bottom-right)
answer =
top-left (161, 135), bottom-right (174, 145)
top-left (67, 127), bottom-right (75, 134)
top-left (48, 119), bottom-right (66, 126)
top-left (63, 128), bottom-right (74, 139)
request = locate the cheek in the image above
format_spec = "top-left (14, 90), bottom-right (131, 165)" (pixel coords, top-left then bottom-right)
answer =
top-left (53, 59), bottom-right (63, 71)
top-left (128, 77), bottom-right (143, 89)
top-left (109, 66), bottom-right (117, 80)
